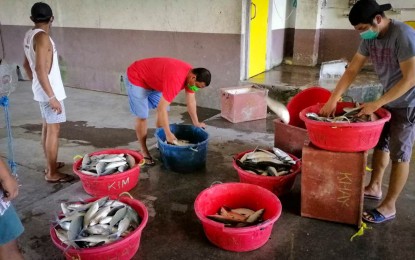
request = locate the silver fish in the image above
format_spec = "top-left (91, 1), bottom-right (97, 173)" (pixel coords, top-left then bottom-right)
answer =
top-left (239, 152), bottom-right (249, 163)
top-left (276, 170), bottom-right (290, 176)
top-left (60, 203), bottom-right (71, 217)
top-left (109, 207), bottom-right (127, 229)
top-left (100, 167), bottom-right (117, 176)
top-left (172, 139), bottom-right (191, 146)
top-left (118, 164), bottom-right (128, 172)
top-left (96, 161), bottom-right (107, 175)
top-left (107, 205), bottom-right (125, 217)
top-left (59, 212), bottom-right (85, 223)
top-left (126, 206), bottom-right (139, 226)
top-left (90, 154), bottom-right (105, 161)
top-left (231, 208), bottom-right (255, 217)
top-left (74, 234), bottom-right (117, 244)
top-left (89, 206), bottom-right (112, 226)
top-left (81, 154), bottom-right (91, 170)
top-left (126, 154), bottom-right (136, 168)
top-left (272, 147), bottom-right (295, 165)
top-left (67, 202), bottom-right (93, 211)
top-left (105, 161), bottom-right (127, 171)
top-left (246, 150), bottom-right (276, 160)
top-left (249, 157), bottom-right (284, 164)
top-left (104, 200), bottom-right (125, 208)
top-left (84, 201), bottom-right (99, 228)
top-left (59, 221), bottom-right (71, 231)
top-left (266, 166), bottom-right (278, 176)
top-left (99, 216), bottom-right (112, 224)
top-left (55, 228), bottom-right (70, 245)
top-left (68, 215), bottom-right (83, 241)
top-left (86, 224), bottom-right (111, 235)
top-left (99, 156), bottom-right (126, 163)
top-left (95, 196), bottom-right (109, 207)
top-left (116, 216), bottom-right (131, 237)
top-left (246, 209), bottom-right (264, 223)
top-left (80, 170), bottom-right (99, 176)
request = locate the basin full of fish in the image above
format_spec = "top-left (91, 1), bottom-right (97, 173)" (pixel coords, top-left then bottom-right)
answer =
top-left (53, 196), bottom-right (141, 249)
top-left (305, 105), bottom-right (379, 123)
top-left (207, 206), bottom-right (265, 227)
top-left (235, 147), bottom-right (296, 177)
top-left (79, 153), bottom-right (136, 177)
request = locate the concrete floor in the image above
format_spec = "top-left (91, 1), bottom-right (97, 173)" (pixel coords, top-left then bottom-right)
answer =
top-left (1, 67), bottom-right (415, 259)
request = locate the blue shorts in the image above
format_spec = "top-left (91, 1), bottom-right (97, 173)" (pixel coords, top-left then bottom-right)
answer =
top-left (125, 75), bottom-right (165, 119)
top-left (0, 204), bottom-right (24, 245)
top-left (376, 107), bottom-right (415, 162)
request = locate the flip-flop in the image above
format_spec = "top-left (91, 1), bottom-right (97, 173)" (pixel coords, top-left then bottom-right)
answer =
top-left (362, 208), bottom-right (396, 224)
top-left (44, 162), bottom-right (66, 174)
top-left (143, 157), bottom-right (156, 166)
top-left (45, 174), bottom-right (75, 183)
top-left (57, 162), bottom-right (65, 169)
top-left (364, 193), bottom-right (382, 200)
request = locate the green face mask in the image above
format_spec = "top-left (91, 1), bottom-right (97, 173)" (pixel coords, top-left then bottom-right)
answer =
top-left (188, 85), bottom-right (200, 92)
top-left (360, 28), bottom-right (379, 40)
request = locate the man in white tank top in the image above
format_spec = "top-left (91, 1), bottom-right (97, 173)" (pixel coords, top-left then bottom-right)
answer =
top-left (22, 2), bottom-right (74, 183)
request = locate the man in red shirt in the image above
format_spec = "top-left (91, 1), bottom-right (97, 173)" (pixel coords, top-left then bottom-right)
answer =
top-left (126, 57), bottom-right (211, 165)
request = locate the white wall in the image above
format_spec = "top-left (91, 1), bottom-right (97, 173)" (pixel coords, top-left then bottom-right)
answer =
top-left (294, 0), bottom-right (323, 30)
top-left (271, 0), bottom-right (297, 29)
top-left (0, 0), bottom-right (242, 34)
top-left (320, 0), bottom-right (415, 30)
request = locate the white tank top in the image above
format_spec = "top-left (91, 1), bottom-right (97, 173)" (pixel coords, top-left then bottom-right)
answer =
top-left (23, 28), bottom-right (66, 102)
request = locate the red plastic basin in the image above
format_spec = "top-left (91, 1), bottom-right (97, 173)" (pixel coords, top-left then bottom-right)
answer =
top-left (73, 149), bottom-right (144, 197)
top-left (286, 86), bottom-right (331, 128)
top-left (50, 195), bottom-right (149, 260)
top-left (233, 150), bottom-right (301, 197)
top-left (194, 182), bottom-right (282, 252)
top-left (299, 102), bottom-right (391, 152)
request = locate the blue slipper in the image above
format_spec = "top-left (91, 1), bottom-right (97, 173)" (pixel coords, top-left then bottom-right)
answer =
top-left (362, 208), bottom-right (395, 224)
top-left (364, 193), bottom-right (382, 200)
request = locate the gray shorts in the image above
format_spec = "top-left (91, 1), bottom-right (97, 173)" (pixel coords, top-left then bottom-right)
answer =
top-left (376, 107), bottom-right (415, 162)
top-left (39, 100), bottom-right (66, 124)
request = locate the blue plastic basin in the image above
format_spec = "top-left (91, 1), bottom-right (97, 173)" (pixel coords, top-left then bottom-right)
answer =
top-left (155, 124), bottom-right (209, 173)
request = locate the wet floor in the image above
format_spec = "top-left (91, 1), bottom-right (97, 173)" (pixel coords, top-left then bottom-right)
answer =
top-left (1, 68), bottom-right (415, 259)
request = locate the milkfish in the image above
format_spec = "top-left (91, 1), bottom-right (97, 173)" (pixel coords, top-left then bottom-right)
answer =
top-left (53, 197), bottom-right (142, 249)
top-left (165, 139), bottom-right (193, 146)
top-left (79, 153), bottom-right (137, 177)
top-left (235, 147), bottom-right (296, 177)
top-left (305, 104), bottom-right (378, 123)
top-left (207, 206), bottom-right (265, 227)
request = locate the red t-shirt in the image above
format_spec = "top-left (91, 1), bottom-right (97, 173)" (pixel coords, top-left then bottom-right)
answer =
top-left (127, 57), bottom-right (193, 103)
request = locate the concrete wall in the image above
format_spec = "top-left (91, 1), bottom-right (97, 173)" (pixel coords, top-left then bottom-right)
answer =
top-left (290, 0), bottom-right (415, 65)
top-left (0, 0), bottom-right (243, 110)
top-left (2, 0), bottom-right (415, 109)
top-left (269, 0), bottom-right (296, 67)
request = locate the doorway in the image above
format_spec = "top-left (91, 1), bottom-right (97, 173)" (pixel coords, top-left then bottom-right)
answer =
top-left (248, 0), bottom-right (270, 78)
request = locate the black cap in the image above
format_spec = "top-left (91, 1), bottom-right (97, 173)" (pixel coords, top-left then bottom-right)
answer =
top-left (31, 2), bottom-right (53, 22)
top-left (349, 0), bottom-right (391, 26)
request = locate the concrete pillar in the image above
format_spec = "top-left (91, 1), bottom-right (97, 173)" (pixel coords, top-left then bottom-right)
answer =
top-left (292, 0), bottom-right (323, 66)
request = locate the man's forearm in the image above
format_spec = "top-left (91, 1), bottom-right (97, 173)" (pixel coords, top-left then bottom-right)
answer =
top-left (0, 159), bottom-right (12, 182)
top-left (35, 69), bottom-right (55, 97)
top-left (377, 79), bottom-right (415, 107)
top-left (23, 61), bottom-right (33, 80)
top-left (186, 93), bottom-right (200, 125)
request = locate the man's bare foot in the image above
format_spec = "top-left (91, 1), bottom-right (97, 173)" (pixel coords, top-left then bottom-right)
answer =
top-left (44, 171), bottom-right (75, 183)
top-left (44, 162), bottom-right (65, 174)
top-left (364, 186), bottom-right (382, 200)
